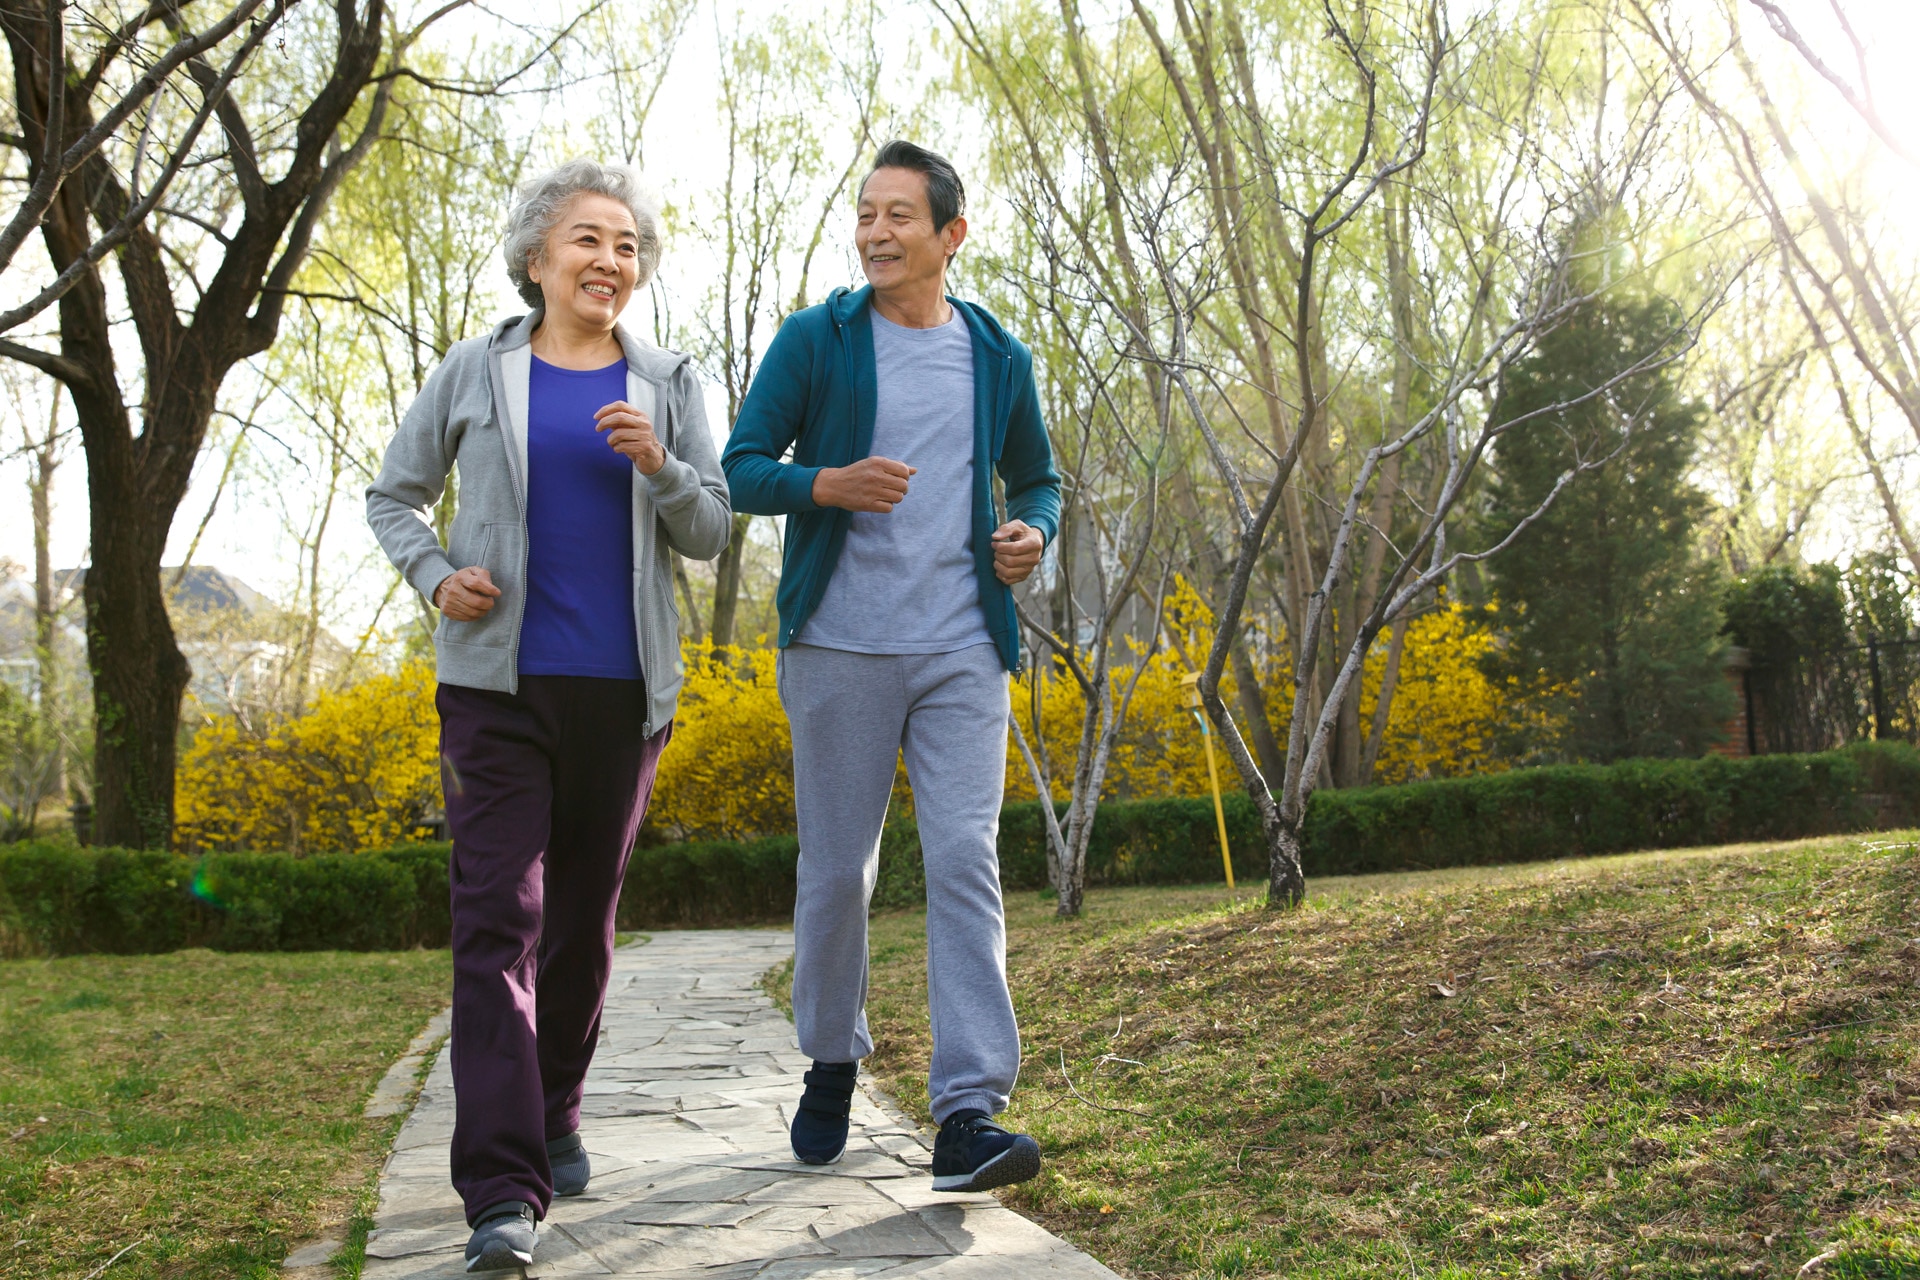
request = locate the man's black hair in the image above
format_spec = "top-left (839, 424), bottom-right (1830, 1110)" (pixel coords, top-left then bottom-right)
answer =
top-left (862, 140), bottom-right (966, 231)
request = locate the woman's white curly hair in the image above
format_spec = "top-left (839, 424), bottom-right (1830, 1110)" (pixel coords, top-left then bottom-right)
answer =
top-left (502, 159), bottom-right (664, 308)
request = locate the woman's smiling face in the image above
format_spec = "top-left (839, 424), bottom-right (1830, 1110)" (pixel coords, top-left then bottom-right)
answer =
top-left (527, 193), bottom-right (639, 331)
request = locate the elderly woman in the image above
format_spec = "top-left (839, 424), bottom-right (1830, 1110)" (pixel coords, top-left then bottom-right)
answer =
top-left (366, 160), bottom-right (730, 1270)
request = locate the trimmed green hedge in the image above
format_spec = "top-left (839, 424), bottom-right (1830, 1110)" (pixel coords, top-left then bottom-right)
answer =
top-left (0, 842), bottom-right (452, 957)
top-left (616, 835), bottom-right (799, 927)
top-left (3, 742), bottom-right (1914, 954)
top-left (1298, 741), bottom-right (1918, 875)
top-left (688, 741), bottom-right (1920, 913)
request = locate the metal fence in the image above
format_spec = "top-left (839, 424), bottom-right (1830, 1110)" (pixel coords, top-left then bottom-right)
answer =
top-left (1743, 636), bottom-right (1920, 755)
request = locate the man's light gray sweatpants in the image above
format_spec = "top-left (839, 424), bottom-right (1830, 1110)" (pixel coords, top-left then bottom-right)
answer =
top-left (778, 641), bottom-right (1018, 1122)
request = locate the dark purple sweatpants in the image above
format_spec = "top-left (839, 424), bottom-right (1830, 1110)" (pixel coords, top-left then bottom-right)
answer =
top-left (436, 675), bottom-right (670, 1225)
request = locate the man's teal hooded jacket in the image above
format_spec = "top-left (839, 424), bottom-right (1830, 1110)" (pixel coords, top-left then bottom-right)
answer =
top-left (721, 285), bottom-right (1062, 673)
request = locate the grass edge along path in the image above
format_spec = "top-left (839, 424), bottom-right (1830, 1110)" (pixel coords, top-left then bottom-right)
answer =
top-left (0, 948), bottom-right (451, 1279)
top-left (853, 835), bottom-right (1920, 1279)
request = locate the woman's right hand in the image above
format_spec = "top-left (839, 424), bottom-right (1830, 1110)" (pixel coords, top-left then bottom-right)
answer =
top-left (435, 567), bottom-right (502, 621)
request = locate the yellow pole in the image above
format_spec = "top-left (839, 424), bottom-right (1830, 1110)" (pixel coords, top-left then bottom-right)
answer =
top-left (1181, 673), bottom-right (1234, 889)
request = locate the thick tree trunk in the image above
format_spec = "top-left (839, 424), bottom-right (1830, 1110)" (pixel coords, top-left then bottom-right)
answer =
top-left (708, 513), bottom-right (752, 651)
top-left (85, 473), bottom-right (190, 848)
top-left (1057, 829), bottom-right (1087, 917)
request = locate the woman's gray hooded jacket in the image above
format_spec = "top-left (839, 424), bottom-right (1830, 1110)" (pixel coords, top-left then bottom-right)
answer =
top-left (366, 311), bottom-right (731, 737)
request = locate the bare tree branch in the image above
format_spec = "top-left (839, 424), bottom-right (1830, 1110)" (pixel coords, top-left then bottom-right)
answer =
top-left (1745, 0), bottom-right (1913, 166)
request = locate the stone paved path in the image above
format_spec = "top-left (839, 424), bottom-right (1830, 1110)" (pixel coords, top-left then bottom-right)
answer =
top-left (361, 930), bottom-right (1120, 1279)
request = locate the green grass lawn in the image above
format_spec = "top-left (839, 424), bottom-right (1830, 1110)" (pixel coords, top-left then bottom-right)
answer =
top-left (847, 834), bottom-right (1920, 1278)
top-left (0, 948), bottom-right (450, 1279)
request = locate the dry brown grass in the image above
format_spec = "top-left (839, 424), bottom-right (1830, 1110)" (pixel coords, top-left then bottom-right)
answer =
top-left (855, 834), bottom-right (1920, 1278)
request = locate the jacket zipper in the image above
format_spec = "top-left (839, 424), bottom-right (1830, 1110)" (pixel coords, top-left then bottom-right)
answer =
top-left (487, 343), bottom-right (532, 695)
top-left (634, 374), bottom-right (666, 737)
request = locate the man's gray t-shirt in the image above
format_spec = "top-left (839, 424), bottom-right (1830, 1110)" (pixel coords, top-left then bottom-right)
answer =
top-left (800, 307), bottom-right (990, 654)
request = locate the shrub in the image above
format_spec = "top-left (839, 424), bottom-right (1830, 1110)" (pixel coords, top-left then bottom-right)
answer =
top-left (0, 841), bottom-right (450, 956)
top-left (616, 834), bottom-right (799, 926)
top-left (1299, 741), bottom-right (1912, 875)
top-left (5, 743), bottom-right (1912, 954)
top-left (645, 646), bottom-right (797, 841)
top-left (166, 600), bottom-right (1529, 858)
top-left (175, 661), bottom-right (441, 854)
top-left (1004, 587), bottom-right (1526, 808)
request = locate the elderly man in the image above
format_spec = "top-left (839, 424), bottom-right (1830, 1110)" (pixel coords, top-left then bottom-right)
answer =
top-left (367, 160), bottom-right (730, 1270)
top-left (723, 140), bottom-right (1061, 1193)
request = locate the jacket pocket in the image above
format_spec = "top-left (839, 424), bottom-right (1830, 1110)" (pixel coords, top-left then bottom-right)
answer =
top-left (439, 521), bottom-right (519, 650)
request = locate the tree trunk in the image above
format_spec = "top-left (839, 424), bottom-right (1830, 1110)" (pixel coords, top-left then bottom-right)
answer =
top-left (708, 513), bottom-right (753, 651)
top-left (295, 440), bottom-right (343, 711)
top-left (85, 466), bottom-right (191, 848)
top-left (1265, 804), bottom-right (1307, 907)
top-left (1331, 665), bottom-right (1364, 788)
top-left (1360, 614), bottom-right (1410, 784)
top-left (672, 552), bottom-right (705, 643)
top-left (1057, 827), bottom-right (1087, 917)
top-left (1230, 639), bottom-right (1286, 783)
top-left (29, 397), bottom-right (65, 801)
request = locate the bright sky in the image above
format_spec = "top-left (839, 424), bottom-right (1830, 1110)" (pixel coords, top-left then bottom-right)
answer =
top-left (0, 0), bottom-right (1914, 639)
top-left (1, 0), bottom-right (919, 639)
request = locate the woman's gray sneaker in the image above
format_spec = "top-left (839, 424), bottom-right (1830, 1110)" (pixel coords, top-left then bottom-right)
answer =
top-left (465, 1201), bottom-right (537, 1272)
top-left (931, 1110), bottom-right (1042, 1192)
top-left (548, 1131), bottom-right (591, 1197)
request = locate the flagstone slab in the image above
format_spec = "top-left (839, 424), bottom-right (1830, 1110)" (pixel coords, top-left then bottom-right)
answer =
top-left (354, 929), bottom-right (1120, 1278)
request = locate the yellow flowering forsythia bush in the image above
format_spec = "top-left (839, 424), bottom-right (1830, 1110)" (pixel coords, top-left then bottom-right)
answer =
top-left (1004, 644), bottom-right (1225, 803)
top-left (650, 641), bottom-right (915, 838)
top-left (1005, 578), bottom-right (1267, 803)
top-left (175, 660), bottom-right (441, 854)
top-left (1360, 603), bottom-right (1537, 783)
top-left (172, 603), bottom-right (1533, 855)
top-left (1007, 586), bottom-right (1526, 802)
top-left (645, 644), bottom-right (794, 840)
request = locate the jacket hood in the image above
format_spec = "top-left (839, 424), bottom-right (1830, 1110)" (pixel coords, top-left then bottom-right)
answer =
top-left (825, 285), bottom-right (1013, 358)
top-left (490, 309), bottom-right (693, 382)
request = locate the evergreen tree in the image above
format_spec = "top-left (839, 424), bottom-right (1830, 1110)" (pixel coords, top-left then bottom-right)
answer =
top-left (1480, 293), bottom-right (1733, 761)
top-left (1722, 560), bottom-right (1866, 751)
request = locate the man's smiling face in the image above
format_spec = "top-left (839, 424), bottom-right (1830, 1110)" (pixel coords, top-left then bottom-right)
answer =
top-left (856, 167), bottom-right (963, 298)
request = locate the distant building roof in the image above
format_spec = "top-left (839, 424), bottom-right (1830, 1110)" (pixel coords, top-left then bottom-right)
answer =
top-left (61, 565), bottom-right (273, 616)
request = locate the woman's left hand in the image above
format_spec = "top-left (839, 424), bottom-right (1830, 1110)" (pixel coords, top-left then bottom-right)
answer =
top-left (594, 400), bottom-right (666, 475)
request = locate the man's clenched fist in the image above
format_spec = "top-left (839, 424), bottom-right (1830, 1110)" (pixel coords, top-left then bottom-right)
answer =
top-left (813, 456), bottom-right (918, 513)
top-left (991, 519), bottom-right (1044, 584)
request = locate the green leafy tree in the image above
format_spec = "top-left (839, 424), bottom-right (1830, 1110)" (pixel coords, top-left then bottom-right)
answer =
top-left (1482, 293), bottom-right (1733, 761)
top-left (1845, 552), bottom-right (1915, 643)
top-left (1722, 562), bottom-right (1851, 668)
top-left (0, 682), bottom-right (60, 841)
top-left (1722, 560), bottom-right (1875, 751)
top-left (1844, 551), bottom-right (1918, 741)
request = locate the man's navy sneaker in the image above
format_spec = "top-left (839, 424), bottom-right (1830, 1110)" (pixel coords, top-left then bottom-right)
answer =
top-left (931, 1110), bottom-right (1042, 1192)
top-left (790, 1060), bottom-right (858, 1165)
top-left (464, 1200), bottom-right (536, 1272)
top-left (548, 1131), bottom-right (590, 1197)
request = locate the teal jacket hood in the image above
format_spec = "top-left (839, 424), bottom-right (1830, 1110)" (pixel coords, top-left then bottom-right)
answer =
top-left (722, 285), bottom-right (1062, 671)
